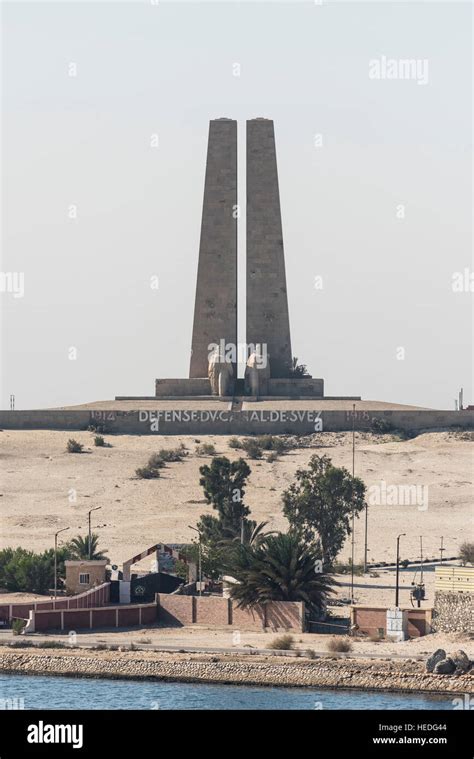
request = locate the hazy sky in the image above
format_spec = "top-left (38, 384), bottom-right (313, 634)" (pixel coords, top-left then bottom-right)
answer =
top-left (1, 0), bottom-right (472, 410)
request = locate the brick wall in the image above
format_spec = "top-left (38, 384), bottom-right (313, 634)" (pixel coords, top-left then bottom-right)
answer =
top-left (156, 594), bottom-right (304, 632)
top-left (230, 604), bottom-right (265, 631)
top-left (195, 597), bottom-right (230, 626)
top-left (265, 601), bottom-right (304, 631)
top-left (33, 602), bottom-right (157, 631)
top-left (157, 595), bottom-right (194, 626)
top-left (351, 606), bottom-right (431, 638)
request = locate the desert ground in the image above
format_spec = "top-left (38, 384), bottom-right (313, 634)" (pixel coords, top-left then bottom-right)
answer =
top-left (1, 429), bottom-right (472, 568)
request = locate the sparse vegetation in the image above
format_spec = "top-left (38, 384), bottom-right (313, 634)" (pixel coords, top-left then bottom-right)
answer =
top-left (136, 452), bottom-right (167, 479)
top-left (87, 421), bottom-right (108, 434)
top-left (158, 445), bottom-right (188, 462)
top-left (370, 417), bottom-right (394, 434)
top-left (7, 639), bottom-right (35, 648)
top-left (94, 435), bottom-right (105, 447)
top-left (240, 438), bottom-right (263, 459)
top-left (267, 452), bottom-right (279, 463)
top-left (255, 435), bottom-right (289, 454)
top-left (195, 443), bottom-right (216, 456)
top-left (239, 435), bottom-right (290, 460)
top-left (288, 356), bottom-right (310, 378)
top-left (305, 648), bottom-right (317, 659)
top-left (66, 438), bottom-right (83, 453)
top-left (267, 634), bottom-right (294, 650)
top-left (228, 437), bottom-right (241, 449)
top-left (11, 618), bottom-right (26, 636)
top-left (136, 465), bottom-right (160, 479)
top-left (327, 636), bottom-right (352, 653)
top-left (147, 454), bottom-right (166, 469)
top-left (37, 640), bottom-right (67, 649)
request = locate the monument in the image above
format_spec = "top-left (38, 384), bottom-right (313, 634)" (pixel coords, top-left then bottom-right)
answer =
top-left (246, 118), bottom-right (292, 379)
top-left (154, 117), bottom-right (324, 400)
top-left (189, 118), bottom-right (237, 380)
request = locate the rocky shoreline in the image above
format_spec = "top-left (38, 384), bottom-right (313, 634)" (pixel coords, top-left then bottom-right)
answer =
top-left (0, 647), bottom-right (472, 695)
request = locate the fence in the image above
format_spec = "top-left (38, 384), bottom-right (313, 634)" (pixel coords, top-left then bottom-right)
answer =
top-left (0, 583), bottom-right (110, 624)
top-left (30, 601), bottom-right (157, 632)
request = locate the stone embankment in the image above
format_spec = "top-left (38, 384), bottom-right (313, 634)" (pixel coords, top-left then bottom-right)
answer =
top-left (0, 647), bottom-right (472, 694)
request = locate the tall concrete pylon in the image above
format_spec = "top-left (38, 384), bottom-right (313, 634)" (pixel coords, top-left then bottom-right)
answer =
top-left (246, 118), bottom-right (292, 378)
top-left (189, 119), bottom-right (238, 378)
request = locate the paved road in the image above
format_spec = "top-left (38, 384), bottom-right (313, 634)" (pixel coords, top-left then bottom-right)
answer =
top-left (0, 631), bottom-right (425, 662)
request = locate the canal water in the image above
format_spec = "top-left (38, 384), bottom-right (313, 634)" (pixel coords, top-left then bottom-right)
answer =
top-left (0, 673), bottom-right (454, 710)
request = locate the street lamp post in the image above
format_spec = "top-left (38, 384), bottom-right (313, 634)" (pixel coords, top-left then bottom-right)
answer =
top-left (395, 533), bottom-right (406, 608)
top-left (188, 526), bottom-right (202, 596)
top-left (88, 507), bottom-right (102, 559)
top-left (439, 536), bottom-right (445, 565)
top-left (54, 527), bottom-right (70, 599)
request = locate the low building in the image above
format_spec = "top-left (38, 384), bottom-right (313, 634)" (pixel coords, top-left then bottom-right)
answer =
top-left (65, 560), bottom-right (107, 595)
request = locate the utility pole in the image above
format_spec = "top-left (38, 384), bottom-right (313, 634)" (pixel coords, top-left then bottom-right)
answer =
top-left (54, 527), bottom-right (70, 598)
top-left (350, 403), bottom-right (356, 603)
top-left (363, 500), bottom-right (368, 574)
top-left (439, 536), bottom-right (445, 565)
top-left (188, 526), bottom-right (202, 596)
top-left (87, 506), bottom-right (102, 559)
top-left (395, 533), bottom-right (406, 607)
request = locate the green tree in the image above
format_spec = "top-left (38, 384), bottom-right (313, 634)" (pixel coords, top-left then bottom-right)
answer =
top-left (226, 532), bottom-right (336, 613)
top-left (197, 457), bottom-right (252, 543)
top-left (282, 454), bottom-right (366, 568)
top-left (0, 546), bottom-right (71, 594)
top-left (459, 541), bottom-right (474, 565)
top-left (67, 533), bottom-right (108, 561)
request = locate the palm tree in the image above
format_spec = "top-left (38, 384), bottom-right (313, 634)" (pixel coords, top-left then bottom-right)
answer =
top-left (228, 519), bottom-right (278, 548)
top-left (67, 533), bottom-right (108, 561)
top-left (226, 532), bottom-right (336, 613)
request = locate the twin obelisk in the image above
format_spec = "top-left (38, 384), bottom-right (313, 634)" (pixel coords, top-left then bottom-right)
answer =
top-left (189, 118), bottom-right (292, 380)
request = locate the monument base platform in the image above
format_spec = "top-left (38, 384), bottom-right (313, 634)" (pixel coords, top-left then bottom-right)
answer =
top-left (150, 376), bottom-right (326, 399)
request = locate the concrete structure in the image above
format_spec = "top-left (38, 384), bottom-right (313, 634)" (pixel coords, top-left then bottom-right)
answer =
top-left (247, 118), bottom-right (292, 378)
top-left (64, 560), bottom-right (107, 595)
top-left (189, 118), bottom-right (237, 379)
top-left (1, 404), bottom-right (473, 434)
top-left (385, 607), bottom-right (408, 642)
top-left (129, 116), bottom-right (327, 400)
top-left (351, 605), bottom-right (431, 638)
